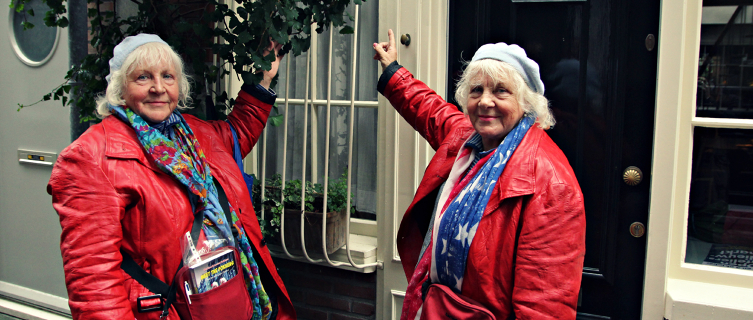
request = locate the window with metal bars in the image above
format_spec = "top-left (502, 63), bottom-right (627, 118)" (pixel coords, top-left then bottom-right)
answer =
top-left (248, 1), bottom-right (380, 271)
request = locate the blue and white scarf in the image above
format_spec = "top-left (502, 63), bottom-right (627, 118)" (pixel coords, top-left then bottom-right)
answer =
top-left (430, 115), bottom-right (535, 292)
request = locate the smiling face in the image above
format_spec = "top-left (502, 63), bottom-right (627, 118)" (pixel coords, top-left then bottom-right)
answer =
top-left (123, 63), bottom-right (179, 123)
top-left (465, 75), bottom-right (525, 151)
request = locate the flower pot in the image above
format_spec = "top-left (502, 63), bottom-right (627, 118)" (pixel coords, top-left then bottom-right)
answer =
top-left (272, 208), bottom-right (347, 255)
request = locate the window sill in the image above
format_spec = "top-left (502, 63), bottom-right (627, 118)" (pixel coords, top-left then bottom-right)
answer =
top-left (267, 233), bottom-right (378, 273)
top-left (0, 281), bottom-right (70, 319)
top-left (0, 297), bottom-right (70, 320)
top-left (665, 278), bottom-right (753, 319)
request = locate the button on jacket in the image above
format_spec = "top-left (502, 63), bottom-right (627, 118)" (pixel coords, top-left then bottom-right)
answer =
top-left (47, 88), bottom-right (295, 320)
top-left (380, 66), bottom-right (586, 319)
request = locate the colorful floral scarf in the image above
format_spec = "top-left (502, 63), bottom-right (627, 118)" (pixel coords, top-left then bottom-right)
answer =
top-left (109, 105), bottom-right (272, 320)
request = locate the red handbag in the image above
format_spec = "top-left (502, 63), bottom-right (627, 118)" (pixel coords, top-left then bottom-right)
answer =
top-left (420, 283), bottom-right (496, 320)
top-left (172, 247), bottom-right (255, 320)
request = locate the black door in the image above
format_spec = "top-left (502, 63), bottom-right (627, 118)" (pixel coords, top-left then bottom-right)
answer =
top-left (447, 0), bottom-right (659, 319)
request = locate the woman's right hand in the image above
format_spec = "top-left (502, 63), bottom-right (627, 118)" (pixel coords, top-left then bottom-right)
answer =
top-left (373, 29), bottom-right (397, 70)
top-left (260, 38), bottom-right (284, 90)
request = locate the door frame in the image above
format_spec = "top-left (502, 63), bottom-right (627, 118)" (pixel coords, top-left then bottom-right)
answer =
top-left (645, 0), bottom-right (753, 318)
top-left (375, 0), bottom-right (448, 318)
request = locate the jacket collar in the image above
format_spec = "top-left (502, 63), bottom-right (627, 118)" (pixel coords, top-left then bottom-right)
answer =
top-left (420, 125), bottom-right (541, 206)
top-left (102, 116), bottom-right (163, 173)
top-left (494, 125), bottom-right (542, 200)
top-left (101, 115), bottom-right (228, 176)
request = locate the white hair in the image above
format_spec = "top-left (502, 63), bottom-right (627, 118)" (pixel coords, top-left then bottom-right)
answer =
top-left (455, 59), bottom-right (554, 129)
top-left (95, 42), bottom-right (192, 118)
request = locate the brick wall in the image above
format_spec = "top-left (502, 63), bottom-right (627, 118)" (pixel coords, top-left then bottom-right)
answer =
top-left (274, 259), bottom-right (377, 320)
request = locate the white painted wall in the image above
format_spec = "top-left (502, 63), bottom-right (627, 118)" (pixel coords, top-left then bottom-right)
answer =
top-left (0, 0), bottom-right (71, 313)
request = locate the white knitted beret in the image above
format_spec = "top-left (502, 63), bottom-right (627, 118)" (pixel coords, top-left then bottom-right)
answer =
top-left (471, 42), bottom-right (545, 94)
top-left (106, 33), bottom-right (168, 83)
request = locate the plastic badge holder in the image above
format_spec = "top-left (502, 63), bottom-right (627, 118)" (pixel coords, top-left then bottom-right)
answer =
top-left (181, 230), bottom-right (231, 267)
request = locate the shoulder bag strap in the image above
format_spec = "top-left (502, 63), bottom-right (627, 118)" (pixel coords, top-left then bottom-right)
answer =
top-left (120, 122), bottom-right (246, 316)
top-left (226, 121), bottom-right (244, 170)
top-left (120, 200), bottom-right (203, 316)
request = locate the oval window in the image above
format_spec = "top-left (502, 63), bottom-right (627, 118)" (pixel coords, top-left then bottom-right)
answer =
top-left (8, 0), bottom-right (60, 67)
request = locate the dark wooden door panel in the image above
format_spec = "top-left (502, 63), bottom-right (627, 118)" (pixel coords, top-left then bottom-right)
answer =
top-left (448, 0), bottom-right (659, 318)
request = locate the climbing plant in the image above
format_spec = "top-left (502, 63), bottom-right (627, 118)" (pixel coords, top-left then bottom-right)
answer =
top-left (10, 0), bottom-right (363, 122)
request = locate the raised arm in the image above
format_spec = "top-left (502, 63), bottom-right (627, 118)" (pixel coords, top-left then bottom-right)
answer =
top-left (218, 39), bottom-right (284, 157)
top-left (374, 29), bottom-right (470, 150)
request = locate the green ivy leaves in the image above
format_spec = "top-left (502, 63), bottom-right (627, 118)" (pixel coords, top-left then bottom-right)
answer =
top-left (13, 0), bottom-right (363, 125)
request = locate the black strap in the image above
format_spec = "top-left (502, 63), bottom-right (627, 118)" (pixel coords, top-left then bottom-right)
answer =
top-left (121, 123), bottom-right (242, 316)
top-left (162, 264), bottom-right (183, 317)
top-left (190, 204), bottom-right (204, 247)
top-left (120, 248), bottom-right (185, 317)
top-left (120, 250), bottom-right (170, 296)
top-left (120, 195), bottom-right (204, 315)
top-left (120, 181), bottom-right (238, 316)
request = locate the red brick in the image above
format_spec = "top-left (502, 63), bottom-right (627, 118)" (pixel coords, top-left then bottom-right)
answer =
top-left (294, 306), bottom-right (328, 320)
top-left (98, 1), bottom-right (113, 12)
top-left (333, 282), bottom-right (376, 300)
top-left (352, 272), bottom-right (377, 283)
top-left (351, 301), bottom-right (375, 316)
top-left (295, 276), bottom-right (333, 292)
top-left (307, 263), bottom-right (356, 279)
top-left (287, 288), bottom-right (306, 304)
top-left (273, 257), bottom-right (307, 270)
top-left (331, 313), bottom-right (367, 320)
top-left (307, 293), bottom-right (350, 311)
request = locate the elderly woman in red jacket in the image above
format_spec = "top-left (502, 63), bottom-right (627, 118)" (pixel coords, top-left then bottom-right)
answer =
top-left (47, 34), bottom-right (295, 320)
top-left (374, 30), bottom-right (586, 319)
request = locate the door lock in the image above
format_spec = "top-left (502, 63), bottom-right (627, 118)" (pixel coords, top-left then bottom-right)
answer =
top-left (645, 34), bottom-right (656, 51)
top-left (629, 222), bottom-right (646, 238)
top-left (400, 34), bottom-right (411, 46)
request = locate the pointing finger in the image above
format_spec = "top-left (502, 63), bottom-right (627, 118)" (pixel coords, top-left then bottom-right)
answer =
top-left (388, 29), bottom-right (395, 49)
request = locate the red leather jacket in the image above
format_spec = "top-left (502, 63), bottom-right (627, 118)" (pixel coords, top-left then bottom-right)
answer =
top-left (47, 89), bottom-right (295, 320)
top-left (381, 67), bottom-right (586, 319)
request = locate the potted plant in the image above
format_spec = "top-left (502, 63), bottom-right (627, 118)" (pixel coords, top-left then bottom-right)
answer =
top-left (251, 172), bottom-right (354, 255)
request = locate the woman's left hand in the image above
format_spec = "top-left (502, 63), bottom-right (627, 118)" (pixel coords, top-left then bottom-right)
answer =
top-left (260, 38), bottom-right (284, 89)
top-left (373, 29), bottom-right (397, 70)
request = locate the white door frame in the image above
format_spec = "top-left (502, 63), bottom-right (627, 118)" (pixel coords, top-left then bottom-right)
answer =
top-left (375, 0), bottom-right (448, 318)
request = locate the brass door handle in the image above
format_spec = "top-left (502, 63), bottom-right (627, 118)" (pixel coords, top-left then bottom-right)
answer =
top-left (623, 166), bottom-right (643, 186)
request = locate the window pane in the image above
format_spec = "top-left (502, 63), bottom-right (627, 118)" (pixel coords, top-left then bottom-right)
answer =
top-left (11, 0), bottom-right (58, 65)
top-left (355, 0), bottom-right (379, 101)
top-left (263, 3), bottom-right (379, 220)
top-left (275, 54), bottom-right (310, 100)
top-left (685, 127), bottom-right (753, 271)
top-left (697, 5), bottom-right (753, 119)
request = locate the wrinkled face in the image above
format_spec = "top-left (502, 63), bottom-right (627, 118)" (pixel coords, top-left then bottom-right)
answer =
top-left (123, 63), bottom-right (179, 123)
top-left (466, 75), bottom-right (525, 151)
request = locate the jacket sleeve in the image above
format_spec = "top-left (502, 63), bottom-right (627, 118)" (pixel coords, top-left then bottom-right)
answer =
top-left (48, 142), bottom-right (133, 320)
top-left (220, 85), bottom-right (274, 158)
top-left (378, 63), bottom-right (469, 150)
top-left (511, 181), bottom-right (586, 319)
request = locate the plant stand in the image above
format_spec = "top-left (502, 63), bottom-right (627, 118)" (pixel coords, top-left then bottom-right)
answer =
top-left (272, 208), bottom-right (347, 255)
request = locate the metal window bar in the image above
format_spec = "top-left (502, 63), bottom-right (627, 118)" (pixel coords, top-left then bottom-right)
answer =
top-left (256, 6), bottom-right (378, 269)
